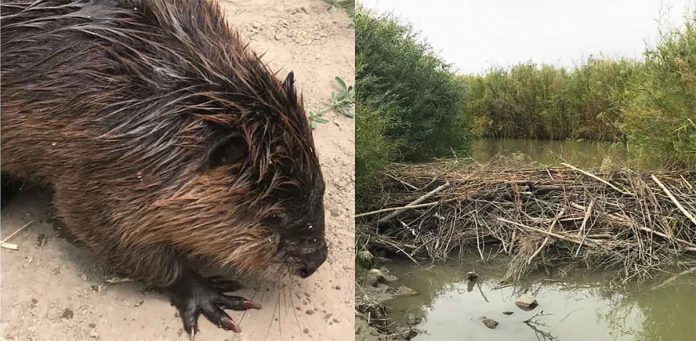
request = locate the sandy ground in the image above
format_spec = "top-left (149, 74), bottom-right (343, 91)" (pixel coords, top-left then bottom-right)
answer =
top-left (0, 0), bottom-right (355, 340)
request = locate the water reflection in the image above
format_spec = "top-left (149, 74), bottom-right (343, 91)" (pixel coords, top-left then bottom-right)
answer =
top-left (385, 258), bottom-right (696, 341)
top-left (463, 138), bottom-right (663, 170)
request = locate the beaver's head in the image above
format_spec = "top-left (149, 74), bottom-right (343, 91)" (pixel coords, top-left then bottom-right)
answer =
top-left (109, 0), bottom-right (327, 280)
top-left (151, 72), bottom-right (327, 280)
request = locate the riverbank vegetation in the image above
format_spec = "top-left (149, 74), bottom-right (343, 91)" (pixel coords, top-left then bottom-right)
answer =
top-left (355, 9), bottom-right (471, 204)
top-left (356, 11), bottom-right (695, 203)
top-left (463, 14), bottom-right (696, 170)
top-left (355, 7), bottom-right (696, 284)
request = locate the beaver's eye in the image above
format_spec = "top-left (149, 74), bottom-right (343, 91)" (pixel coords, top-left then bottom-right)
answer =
top-left (265, 214), bottom-right (284, 227)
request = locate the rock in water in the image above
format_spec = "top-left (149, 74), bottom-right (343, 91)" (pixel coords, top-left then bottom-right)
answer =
top-left (364, 268), bottom-right (387, 287)
top-left (390, 286), bottom-right (418, 297)
top-left (406, 313), bottom-right (422, 325)
top-left (515, 293), bottom-right (538, 311)
top-left (467, 271), bottom-right (479, 281)
top-left (482, 318), bottom-right (499, 329)
top-left (400, 328), bottom-right (418, 339)
top-left (379, 267), bottom-right (399, 282)
top-left (502, 311), bottom-right (514, 315)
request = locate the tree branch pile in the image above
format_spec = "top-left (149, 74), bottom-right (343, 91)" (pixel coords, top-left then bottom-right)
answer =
top-left (357, 158), bottom-right (696, 283)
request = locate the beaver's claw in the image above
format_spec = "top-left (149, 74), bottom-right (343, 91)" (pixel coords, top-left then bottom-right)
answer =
top-left (166, 273), bottom-right (261, 337)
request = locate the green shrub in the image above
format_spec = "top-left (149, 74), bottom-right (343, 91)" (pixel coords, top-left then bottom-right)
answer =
top-left (622, 15), bottom-right (696, 169)
top-left (355, 9), bottom-right (470, 161)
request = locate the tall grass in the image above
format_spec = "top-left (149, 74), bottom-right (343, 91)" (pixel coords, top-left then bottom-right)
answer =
top-left (462, 58), bottom-right (637, 141)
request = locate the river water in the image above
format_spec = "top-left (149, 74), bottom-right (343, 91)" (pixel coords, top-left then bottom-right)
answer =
top-left (384, 138), bottom-right (695, 340)
top-left (386, 258), bottom-right (696, 341)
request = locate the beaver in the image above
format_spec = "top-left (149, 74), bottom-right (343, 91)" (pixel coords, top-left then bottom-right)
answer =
top-left (1, 0), bottom-right (327, 336)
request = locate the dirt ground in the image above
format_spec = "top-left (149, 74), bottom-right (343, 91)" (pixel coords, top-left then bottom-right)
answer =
top-left (0, 0), bottom-right (355, 340)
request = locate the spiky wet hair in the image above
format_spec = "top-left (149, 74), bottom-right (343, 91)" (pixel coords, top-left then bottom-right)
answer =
top-left (1, 0), bottom-right (325, 284)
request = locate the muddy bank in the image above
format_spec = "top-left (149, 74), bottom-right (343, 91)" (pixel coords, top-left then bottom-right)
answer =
top-left (355, 251), bottom-right (423, 341)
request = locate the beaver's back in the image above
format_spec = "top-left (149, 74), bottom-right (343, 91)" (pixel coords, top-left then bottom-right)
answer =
top-left (1, 0), bottom-right (247, 187)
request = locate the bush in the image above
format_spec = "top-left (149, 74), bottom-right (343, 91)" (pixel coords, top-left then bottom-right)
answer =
top-left (355, 9), bottom-right (469, 161)
top-left (461, 59), bottom-right (635, 141)
top-left (355, 8), bottom-right (471, 207)
top-left (622, 15), bottom-right (696, 169)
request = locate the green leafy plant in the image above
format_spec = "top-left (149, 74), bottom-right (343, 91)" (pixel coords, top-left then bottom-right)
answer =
top-left (329, 76), bottom-right (355, 118)
top-left (308, 108), bottom-right (329, 129)
top-left (307, 76), bottom-right (355, 129)
top-left (323, 0), bottom-right (354, 18)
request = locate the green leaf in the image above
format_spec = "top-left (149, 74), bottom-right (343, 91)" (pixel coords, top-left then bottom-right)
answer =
top-left (335, 76), bottom-right (347, 90)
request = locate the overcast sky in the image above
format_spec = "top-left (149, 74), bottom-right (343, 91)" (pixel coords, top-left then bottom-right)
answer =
top-left (360, 0), bottom-right (695, 74)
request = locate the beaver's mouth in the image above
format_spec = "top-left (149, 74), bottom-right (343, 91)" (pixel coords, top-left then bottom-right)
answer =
top-left (276, 239), bottom-right (328, 278)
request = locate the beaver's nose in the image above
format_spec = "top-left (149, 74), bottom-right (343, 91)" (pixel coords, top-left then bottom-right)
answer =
top-left (297, 242), bottom-right (327, 278)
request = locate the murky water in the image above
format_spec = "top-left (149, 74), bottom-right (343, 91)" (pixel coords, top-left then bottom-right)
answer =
top-left (465, 138), bottom-right (663, 170)
top-left (386, 258), bottom-right (696, 341)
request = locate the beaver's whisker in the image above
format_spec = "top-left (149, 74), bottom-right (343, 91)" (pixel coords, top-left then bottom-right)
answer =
top-left (289, 276), bottom-right (304, 338)
top-left (263, 285), bottom-right (279, 341)
top-left (277, 284), bottom-right (282, 334)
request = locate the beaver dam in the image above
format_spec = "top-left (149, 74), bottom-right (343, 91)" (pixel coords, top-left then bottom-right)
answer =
top-left (357, 158), bottom-right (696, 284)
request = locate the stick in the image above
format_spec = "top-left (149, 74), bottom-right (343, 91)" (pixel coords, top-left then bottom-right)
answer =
top-left (528, 208), bottom-right (565, 264)
top-left (382, 172), bottom-right (418, 190)
top-left (476, 281), bottom-right (489, 303)
top-left (354, 202), bottom-right (439, 218)
top-left (651, 266), bottom-right (696, 290)
top-left (638, 225), bottom-right (696, 248)
top-left (562, 163), bottom-right (634, 196)
top-left (681, 175), bottom-right (693, 190)
top-left (498, 218), bottom-right (588, 246)
top-left (575, 201), bottom-right (595, 257)
top-left (1, 220), bottom-right (34, 244)
top-left (376, 181), bottom-right (450, 223)
top-left (1, 242), bottom-right (18, 250)
top-left (652, 175), bottom-right (696, 226)
top-left (528, 209), bottom-right (565, 260)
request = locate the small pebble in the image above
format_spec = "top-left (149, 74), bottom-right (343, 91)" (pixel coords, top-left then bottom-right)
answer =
top-left (36, 234), bottom-right (47, 246)
top-left (61, 308), bottom-right (74, 319)
top-left (80, 274), bottom-right (88, 281)
top-left (303, 328), bottom-right (309, 334)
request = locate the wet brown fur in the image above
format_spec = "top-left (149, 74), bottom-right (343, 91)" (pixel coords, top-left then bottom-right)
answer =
top-left (1, 0), bottom-right (326, 286)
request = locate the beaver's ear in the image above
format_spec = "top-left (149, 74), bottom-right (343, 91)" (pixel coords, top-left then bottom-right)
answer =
top-left (283, 71), bottom-right (296, 102)
top-left (202, 132), bottom-right (247, 170)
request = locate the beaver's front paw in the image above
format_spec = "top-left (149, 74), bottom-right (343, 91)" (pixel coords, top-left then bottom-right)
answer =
top-left (166, 273), bottom-right (260, 339)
